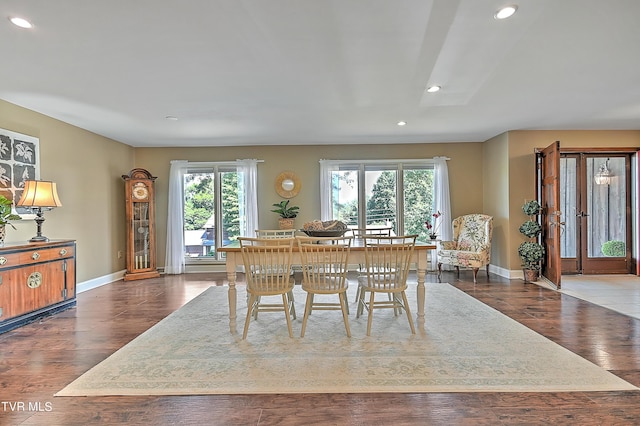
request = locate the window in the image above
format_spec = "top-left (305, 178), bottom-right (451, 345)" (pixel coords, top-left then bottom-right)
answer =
top-left (323, 160), bottom-right (438, 242)
top-left (166, 159), bottom-right (258, 273)
top-left (183, 164), bottom-right (241, 262)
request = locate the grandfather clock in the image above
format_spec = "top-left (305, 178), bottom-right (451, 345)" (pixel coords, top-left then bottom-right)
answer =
top-left (122, 168), bottom-right (160, 281)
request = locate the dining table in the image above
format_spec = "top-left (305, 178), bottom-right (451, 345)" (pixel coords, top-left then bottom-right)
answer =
top-left (218, 237), bottom-right (437, 333)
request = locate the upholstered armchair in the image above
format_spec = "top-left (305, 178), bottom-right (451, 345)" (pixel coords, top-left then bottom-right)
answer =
top-left (437, 214), bottom-right (493, 283)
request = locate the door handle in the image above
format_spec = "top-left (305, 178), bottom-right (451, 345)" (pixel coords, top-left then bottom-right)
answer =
top-left (550, 211), bottom-right (566, 235)
top-left (576, 211), bottom-right (589, 217)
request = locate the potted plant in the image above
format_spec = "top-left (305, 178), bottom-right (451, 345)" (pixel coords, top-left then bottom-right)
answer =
top-left (0, 195), bottom-right (21, 244)
top-left (271, 200), bottom-right (299, 229)
top-left (602, 240), bottom-right (625, 257)
top-left (518, 200), bottom-right (544, 283)
top-left (424, 210), bottom-right (443, 240)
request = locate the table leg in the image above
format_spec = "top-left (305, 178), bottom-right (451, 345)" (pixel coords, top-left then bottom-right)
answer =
top-left (416, 251), bottom-right (427, 327)
top-left (226, 253), bottom-right (237, 333)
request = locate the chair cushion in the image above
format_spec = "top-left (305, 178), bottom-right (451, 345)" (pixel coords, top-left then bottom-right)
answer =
top-left (438, 249), bottom-right (489, 269)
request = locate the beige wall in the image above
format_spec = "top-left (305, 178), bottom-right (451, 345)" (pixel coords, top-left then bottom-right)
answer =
top-left (482, 132), bottom-right (510, 270)
top-left (0, 100), bottom-right (134, 283)
top-left (134, 142), bottom-right (485, 267)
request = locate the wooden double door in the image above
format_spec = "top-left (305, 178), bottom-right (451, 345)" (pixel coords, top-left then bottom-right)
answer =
top-left (538, 142), bottom-right (635, 288)
top-left (559, 152), bottom-right (632, 275)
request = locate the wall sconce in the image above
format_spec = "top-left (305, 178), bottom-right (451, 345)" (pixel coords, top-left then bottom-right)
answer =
top-left (16, 180), bottom-right (62, 242)
top-left (594, 159), bottom-right (612, 186)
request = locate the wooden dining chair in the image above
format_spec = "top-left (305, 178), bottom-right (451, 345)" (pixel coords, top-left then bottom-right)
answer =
top-left (356, 235), bottom-right (417, 336)
top-left (351, 226), bottom-right (393, 303)
top-left (350, 226), bottom-right (393, 238)
top-left (239, 237), bottom-right (296, 339)
top-left (297, 236), bottom-right (352, 337)
top-left (255, 229), bottom-right (297, 238)
top-left (254, 228), bottom-right (298, 297)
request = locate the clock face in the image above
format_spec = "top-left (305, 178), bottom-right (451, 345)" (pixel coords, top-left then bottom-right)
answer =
top-left (132, 182), bottom-right (149, 200)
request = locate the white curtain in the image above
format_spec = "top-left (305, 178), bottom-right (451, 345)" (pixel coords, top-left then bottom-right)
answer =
top-left (164, 160), bottom-right (188, 274)
top-left (433, 157), bottom-right (452, 241)
top-left (319, 160), bottom-right (338, 221)
top-left (237, 159), bottom-right (259, 236)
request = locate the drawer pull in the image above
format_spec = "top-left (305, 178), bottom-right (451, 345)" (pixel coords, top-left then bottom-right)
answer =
top-left (27, 272), bottom-right (43, 289)
top-left (32, 252), bottom-right (40, 261)
top-left (0, 257), bottom-right (6, 265)
top-left (60, 249), bottom-right (67, 256)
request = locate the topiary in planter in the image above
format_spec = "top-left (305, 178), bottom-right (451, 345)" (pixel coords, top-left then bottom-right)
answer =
top-left (518, 241), bottom-right (545, 270)
top-left (522, 200), bottom-right (541, 216)
top-left (602, 240), bottom-right (625, 257)
top-left (518, 200), bottom-right (544, 274)
top-left (519, 220), bottom-right (542, 238)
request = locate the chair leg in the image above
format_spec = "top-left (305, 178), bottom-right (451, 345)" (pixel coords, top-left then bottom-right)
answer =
top-left (456, 266), bottom-right (460, 278)
top-left (243, 295), bottom-right (257, 339)
top-left (388, 293), bottom-right (400, 316)
top-left (486, 264), bottom-right (490, 281)
top-left (339, 292), bottom-right (351, 338)
top-left (401, 291), bottom-right (416, 334)
top-left (366, 291), bottom-right (375, 336)
top-left (345, 293), bottom-right (350, 315)
top-left (282, 294), bottom-right (294, 338)
top-left (356, 287), bottom-right (365, 318)
top-left (300, 293), bottom-right (313, 338)
top-left (287, 290), bottom-right (296, 320)
top-left (437, 263), bottom-right (442, 282)
top-left (472, 268), bottom-right (479, 283)
top-left (253, 296), bottom-right (260, 319)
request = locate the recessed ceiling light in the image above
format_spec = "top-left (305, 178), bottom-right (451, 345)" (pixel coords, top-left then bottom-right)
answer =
top-left (494, 5), bottom-right (517, 20)
top-left (165, 116), bottom-right (179, 121)
top-left (426, 85), bottom-right (441, 93)
top-left (397, 121), bottom-right (407, 126)
top-left (9, 16), bottom-right (33, 28)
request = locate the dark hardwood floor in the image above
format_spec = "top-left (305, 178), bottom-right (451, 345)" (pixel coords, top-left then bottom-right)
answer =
top-left (2, 271), bottom-right (640, 425)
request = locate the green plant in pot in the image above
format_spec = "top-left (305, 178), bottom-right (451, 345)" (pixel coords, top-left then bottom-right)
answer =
top-left (518, 200), bottom-right (544, 282)
top-left (0, 195), bottom-right (22, 243)
top-left (271, 200), bottom-right (299, 229)
top-left (602, 240), bottom-right (625, 257)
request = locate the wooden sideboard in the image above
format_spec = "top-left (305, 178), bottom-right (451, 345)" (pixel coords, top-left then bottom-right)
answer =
top-left (0, 239), bottom-right (76, 334)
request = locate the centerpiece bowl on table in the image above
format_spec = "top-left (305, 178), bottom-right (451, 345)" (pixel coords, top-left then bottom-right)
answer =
top-left (300, 220), bottom-right (349, 237)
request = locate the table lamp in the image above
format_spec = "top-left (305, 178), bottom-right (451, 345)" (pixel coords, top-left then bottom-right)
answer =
top-left (16, 180), bottom-right (62, 242)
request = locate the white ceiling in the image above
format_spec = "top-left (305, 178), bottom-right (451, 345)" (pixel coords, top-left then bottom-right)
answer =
top-left (1, 0), bottom-right (639, 148)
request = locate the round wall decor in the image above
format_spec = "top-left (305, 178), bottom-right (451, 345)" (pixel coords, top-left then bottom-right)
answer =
top-left (275, 171), bottom-right (301, 198)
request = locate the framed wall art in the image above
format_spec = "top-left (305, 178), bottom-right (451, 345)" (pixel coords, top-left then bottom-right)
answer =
top-left (0, 128), bottom-right (40, 217)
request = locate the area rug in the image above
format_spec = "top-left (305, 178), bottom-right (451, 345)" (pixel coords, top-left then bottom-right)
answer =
top-left (56, 283), bottom-right (637, 396)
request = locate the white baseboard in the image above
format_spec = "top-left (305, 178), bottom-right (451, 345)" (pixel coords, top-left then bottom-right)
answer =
top-left (508, 269), bottom-right (525, 280)
top-left (488, 264), bottom-right (519, 279)
top-left (77, 269), bottom-right (126, 293)
top-left (76, 264), bottom-right (524, 294)
top-left (184, 264), bottom-right (228, 273)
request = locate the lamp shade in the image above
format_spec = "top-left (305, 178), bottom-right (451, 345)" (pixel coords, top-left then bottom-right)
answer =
top-left (17, 180), bottom-right (62, 208)
top-left (594, 161), bottom-right (612, 186)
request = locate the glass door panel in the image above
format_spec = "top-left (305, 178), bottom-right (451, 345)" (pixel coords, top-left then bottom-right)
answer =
top-left (365, 168), bottom-right (396, 231)
top-left (403, 168), bottom-right (433, 242)
top-left (331, 169), bottom-right (359, 226)
top-left (560, 156), bottom-right (579, 273)
top-left (586, 157), bottom-right (627, 258)
top-left (560, 157), bottom-right (577, 258)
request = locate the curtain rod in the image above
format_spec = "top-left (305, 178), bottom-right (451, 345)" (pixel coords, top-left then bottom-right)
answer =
top-left (319, 157), bottom-right (450, 164)
top-left (184, 159), bottom-right (265, 167)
